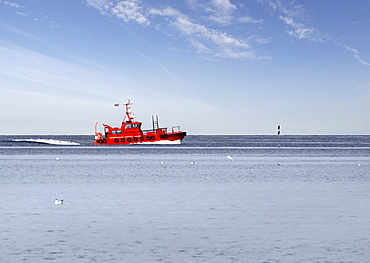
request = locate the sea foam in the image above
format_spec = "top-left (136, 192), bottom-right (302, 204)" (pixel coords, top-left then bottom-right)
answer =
top-left (13, 138), bottom-right (80, 145)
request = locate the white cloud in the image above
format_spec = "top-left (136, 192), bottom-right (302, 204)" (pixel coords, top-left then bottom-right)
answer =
top-left (186, 0), bottom-right (240, 25)
top-left (3, 1), bottom-right (23, 8)
top-left (188, 39), bottom-right (212, 55)
top-left (15, 11), bottom-right (27, 16)
top-left (349, 19), bottom-right (370, 25)
top-left (207, 0), bottom-right (237, 24)
top-left (148, 7), bottom-right (180, 17)
top-left (87, 0), bottom-right (149, 25)
top-left (341, 44), bottom-right (370, 67)
top-left (257, 0), bottom-right (369, 66)
top-left (187, 0), bottom-right (236, 14)
top-left (87, 0), bottom-right (268, 60)
top-left (210, 0), bottom-right (236, 12)
top-left (111, 0), bottom-right (149, 25)
top-left (156, 9), bottom-right (266, 60)
top-left (257, 0), bottom-right (322, 42)
top-left (238, 16), bottom-right (263, 24)
top-left (86, 0), bottom-right (111, 14)
top-left (256, 0), bottom-right (282, 12)
top-left (279, 15), bottom-right (323, 42)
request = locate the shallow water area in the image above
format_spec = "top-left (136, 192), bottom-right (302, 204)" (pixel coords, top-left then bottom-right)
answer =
top-left (1, 135), bottom-right (369, 262)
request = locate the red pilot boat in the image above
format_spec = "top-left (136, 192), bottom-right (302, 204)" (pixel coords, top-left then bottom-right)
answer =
top-left (94, 100), bottom-right (186, 145)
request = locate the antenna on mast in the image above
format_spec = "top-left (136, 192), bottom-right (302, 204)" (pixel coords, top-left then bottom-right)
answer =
top-left (123, 99), bottom-right (134, 122)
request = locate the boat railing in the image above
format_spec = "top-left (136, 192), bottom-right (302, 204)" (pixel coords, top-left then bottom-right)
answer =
top-left (171, 126), bottom-right (181, 133)
top-left (142, 128), bottom-right (167, 135)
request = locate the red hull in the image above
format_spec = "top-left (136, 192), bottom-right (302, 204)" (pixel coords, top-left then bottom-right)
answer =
top-left (94, 131), bottom-right (186, 145)
top-left (94, 100), bottom-right (186, 145)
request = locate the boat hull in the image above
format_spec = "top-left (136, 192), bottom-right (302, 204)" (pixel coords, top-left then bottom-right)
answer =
top-left (94, 132), bottom-right (186, 145)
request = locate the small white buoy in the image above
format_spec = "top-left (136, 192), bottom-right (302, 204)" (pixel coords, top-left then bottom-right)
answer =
top-left (55, 199), bottom-right (63, 205)
top-left (161, 161), bottom-right (165, 164)
top-left (55, 157), bottom-right (60, 161)
top-left (190, 161), bottom-right (194, 164)
top-left (226, 156), bottom-right (233, 161)
top-left (358, 164), bottom-right (361, 166)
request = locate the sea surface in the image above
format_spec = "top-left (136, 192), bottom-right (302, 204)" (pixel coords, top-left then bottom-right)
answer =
top-left (0, 135), bottom-right (369, 262)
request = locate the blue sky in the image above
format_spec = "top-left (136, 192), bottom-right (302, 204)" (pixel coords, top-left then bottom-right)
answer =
top-left (0, 0), bottom-right (369, 135)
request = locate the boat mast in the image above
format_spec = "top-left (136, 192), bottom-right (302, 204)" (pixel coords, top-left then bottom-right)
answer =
top-left (152, 115), bottom-right (159, 130)
top-left (123, 100), bottom-right (135, 122)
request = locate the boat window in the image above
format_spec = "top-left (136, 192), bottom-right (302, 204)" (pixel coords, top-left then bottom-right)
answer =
top-left (133, 124), bottom-right (138, 128)
top-left (125, 124), bottom-right (131, 129)
top-left (117, 130), bottom-right (122, 134)
top-left (112, 130), bottom-right (116, 134)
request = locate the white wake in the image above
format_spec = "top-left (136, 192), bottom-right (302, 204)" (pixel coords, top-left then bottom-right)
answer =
top-left (13, 138), bottom-right (80, 146)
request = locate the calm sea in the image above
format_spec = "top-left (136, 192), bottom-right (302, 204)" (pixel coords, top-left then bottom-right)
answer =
top-left (1, 135), bottom-right (369, 262)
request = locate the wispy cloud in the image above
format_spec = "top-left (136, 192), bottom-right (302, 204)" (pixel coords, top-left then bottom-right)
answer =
top-left (86, 0), bottom-right (269, 60)
top-left (257, 0), bottom-right (369, 66)
top-left (187, 0), bottom-right (237, 25)
top-left (238, 15), bottom-right (263, 24)
top-left (278, 16), bottom-right (324, 42)
top-left (151, 7), bottom-right (267, 60)
top-left (0, 44), bottom-right (128, 100)
top-left (0, 22), bottom-right (44, 42)
top-left (340, 44), bottom-right (370, 67)
top-left (130, 48), bottom-right (177, 79)
top-left (86, 0), bottom-right (369, 66)
top-left (2, 1), bottom-right (24, 8)
top-left (257, 0), bottom-right (324, 42)
top-left (349, 19), bottom-right (370, 25)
